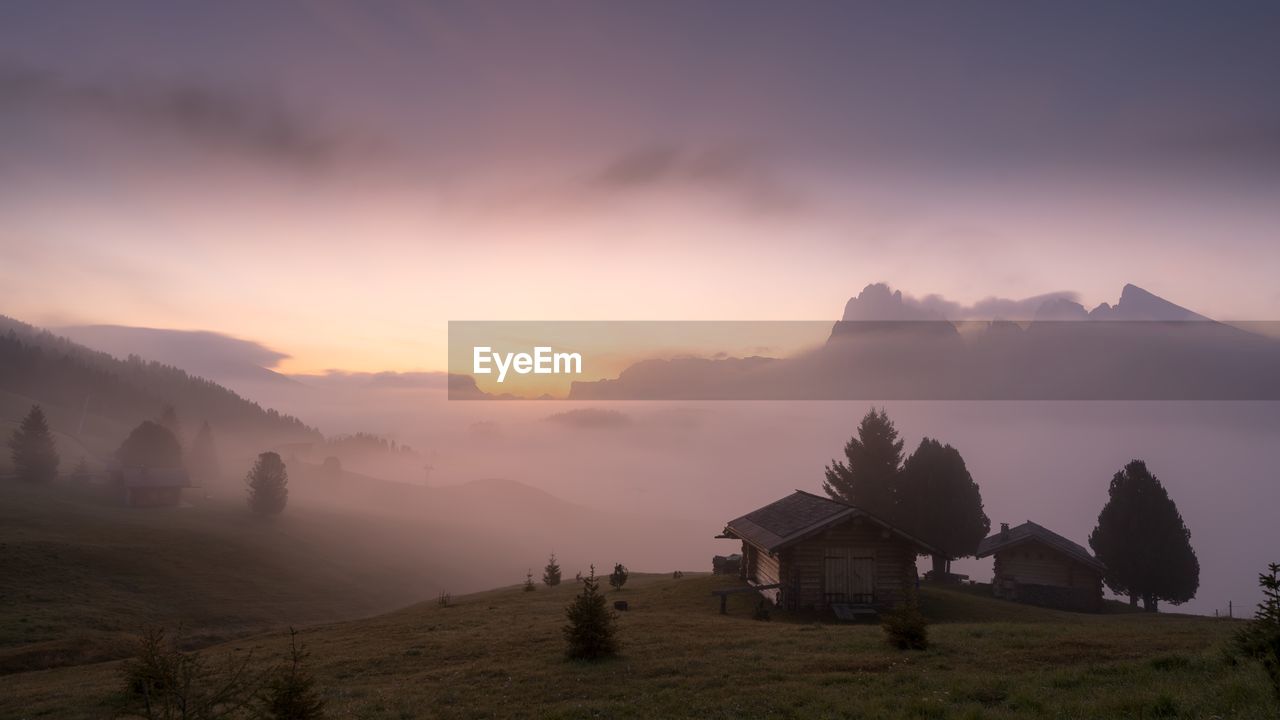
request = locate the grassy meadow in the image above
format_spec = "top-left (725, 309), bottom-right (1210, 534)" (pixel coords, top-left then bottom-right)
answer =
top-left (2, 569), bottom-right (1276, 719)
top-left (0, 481), bottom-right (445, 674)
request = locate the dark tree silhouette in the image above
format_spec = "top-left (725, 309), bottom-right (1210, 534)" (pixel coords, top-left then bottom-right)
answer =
top-left (1235, 563), bottom-right (1280, 699)
top-left (261, 627), bottom-right (326, 720)
top-left (117, 421), bottom-right (183, 468)
top-left (1089, 460), bottom-right (1199, 611)
top-left (895, 438), bottom-right (990, 576)
top-left (609, 563), bottom-right (628, 591)
top-left (188, 420), bottom-right (221, 487)
top-left (9, 404), bottom-right (59, 483)
top-left (246, 452), bottom-right (289, 516)
top-left (823, 407), bottom-right (903, 517)
top-left (563, 565), bottom-right (618, 660)
top-left (158, 404), bottom-right (183, 445)
top-left (543, 553), bottom-right (562, 587)
top-left (524, 569), bottom-right (537, 592)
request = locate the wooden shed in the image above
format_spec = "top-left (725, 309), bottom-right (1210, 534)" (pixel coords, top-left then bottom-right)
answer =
top-left (976, 521), bottom-right (1105, 612)
top-left (719, 490), bottom-right (938, 612)
top-left (109, 462), bottom-right (191, 508)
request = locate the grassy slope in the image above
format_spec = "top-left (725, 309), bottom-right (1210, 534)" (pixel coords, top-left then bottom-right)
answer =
top-left (3, 573), bottom-right (1276, 719)
top-left (0, 482), bottom-right (435, 674)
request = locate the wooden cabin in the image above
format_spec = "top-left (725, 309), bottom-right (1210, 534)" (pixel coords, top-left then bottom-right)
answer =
top-left (110, 463), bottom-right (191, 508)
top-left (719, 490), bottom-right (937, 612)
top-left (977, 521), bottom-right (1105, 613)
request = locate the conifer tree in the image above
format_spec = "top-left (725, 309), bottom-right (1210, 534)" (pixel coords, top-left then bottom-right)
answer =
top-left (1089, 460), bottom-right (1199, 611)
top-left (823, 407), bottom-right (903, 517)
top-left (9, 405), bottom-right (59, 483)
top-left (188, 420), bottom-right (221, 487)
top-left (261, 627), bottom-right (326, 719)
top-left (543, 553), bottom-right (562, 586)
top-left (895, 437), bottom-right (990, 576)
top-left (1235, 563), bottom-right (1280, 699)
top-left (563, 565), bottom-right (618, 659)
top-left (246, 452), bottom-right (289, 516)
top-left (524, 569), bottom-right (536, 592)
top-left (158, 405), bottom-right (183, 446)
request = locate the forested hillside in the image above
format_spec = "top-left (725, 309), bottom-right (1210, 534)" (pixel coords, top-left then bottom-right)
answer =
top-left (0, 315), bottom-right (319, 461)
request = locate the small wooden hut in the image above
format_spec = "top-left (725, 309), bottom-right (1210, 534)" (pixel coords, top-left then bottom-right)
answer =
top-left (110, 462), bottom-right (191, 508)
top-left (977, 521), bottom-right (1105, 612)
top-left (718, 490), bottom-right (937, 611)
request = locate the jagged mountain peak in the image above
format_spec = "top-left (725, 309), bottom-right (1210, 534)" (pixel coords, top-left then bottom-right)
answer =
top-left (1089, 284), bottom-right (1207, 321)
top-left (841, 283), bottom-right (940, 322)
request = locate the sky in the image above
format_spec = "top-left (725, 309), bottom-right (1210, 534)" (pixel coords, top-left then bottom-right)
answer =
top-left (2, 1), bottom-right (1280, 373)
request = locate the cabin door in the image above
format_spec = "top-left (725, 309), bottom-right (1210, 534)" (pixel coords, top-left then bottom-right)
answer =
top-left (850, 556), bottom-right (874, 603)
top-left (824, 550), bottom-right (876, 605)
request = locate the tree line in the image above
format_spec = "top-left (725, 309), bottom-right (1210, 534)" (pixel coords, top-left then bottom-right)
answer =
top-left (8, 404), bottom-right (290, 517)
top-left (823, 408), bottom-right (1199, 610)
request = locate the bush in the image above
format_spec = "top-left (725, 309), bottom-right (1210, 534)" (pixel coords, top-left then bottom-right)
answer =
top-left (1235, 562), bottom-right (1280, 700)
top-left (118, 627), bottom-right (256, 719)
top-left (564, 565), bottom-right (619, 660)
top-left (609, 563), bottom-right (628, 591)
top-left (881, 589), bottom-right (929, 650)
top-left (117, 626), bottom-right (327, 719)
top-left (437, 591), bottom-right (452, 607)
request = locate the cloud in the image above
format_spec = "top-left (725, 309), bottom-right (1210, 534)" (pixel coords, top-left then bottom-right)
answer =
top-left (56, 324), bottom-right (293, 383)
top-left (543, 407), bottom-right (632, 429)
top-left (0, 63), bottom-right (363, 169)
top-left (911, 290), bottom-right (1082, 321)
top-left (586, 144), bottom-right (804, 213)
top-left (288, 370), bottom-right (453, 391)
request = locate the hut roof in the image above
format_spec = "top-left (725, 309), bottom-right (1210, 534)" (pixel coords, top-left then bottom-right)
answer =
top-left (976, 521), bottom-right (1106, 572)
top-left (722, 490), bottom-right (939, 555)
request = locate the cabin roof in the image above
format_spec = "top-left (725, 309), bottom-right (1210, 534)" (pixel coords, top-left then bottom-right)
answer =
top-left (722, 490), bottom-right (939, 555)
top-left (976, 520), bottom-right (1106, 572)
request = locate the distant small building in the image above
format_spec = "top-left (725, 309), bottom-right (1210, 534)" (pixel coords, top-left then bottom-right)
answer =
top-left (718, 490), bottom-right (938, 611)
top-left (109, 461), bottom-right (191, 508)
top-left (711, 554), bottom-right (741, 575)
top-left (977, 521), bottom-right (1105, 613)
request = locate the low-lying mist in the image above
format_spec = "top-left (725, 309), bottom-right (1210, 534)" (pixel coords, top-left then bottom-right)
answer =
top-left (221, 373), bottom-right (1280, 617)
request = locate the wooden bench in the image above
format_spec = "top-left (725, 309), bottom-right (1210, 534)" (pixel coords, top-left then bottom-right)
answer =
top-left (710, 583), bottom-right (781, 614)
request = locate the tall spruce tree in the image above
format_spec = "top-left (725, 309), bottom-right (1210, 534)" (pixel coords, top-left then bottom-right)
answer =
top-left (188, 420), bottom-right (221, 487)
top-left (1089, 460), bottom-right (1199, 611)
top-left (9, 405), bottom-right (59, 483)
top-left (895, 438), bottom-right (990, 576)
top-left (158, 405), bottom-right (184, 445)
top-left (823, 407), bottom-right (903, 517)
top-left (246, 451), bottom-right (289, 516)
